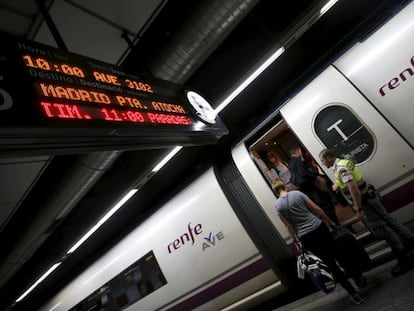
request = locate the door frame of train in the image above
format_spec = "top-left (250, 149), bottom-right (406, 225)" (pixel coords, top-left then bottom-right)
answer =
top-left (239, 111), bottom-right (369, 237)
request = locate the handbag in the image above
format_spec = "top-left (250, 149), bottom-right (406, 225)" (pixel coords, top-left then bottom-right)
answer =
top-left (297, 250), bottom-right (336, 294)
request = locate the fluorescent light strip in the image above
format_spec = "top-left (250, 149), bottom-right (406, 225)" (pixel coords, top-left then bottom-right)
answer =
top-left (215, 46), bottom-right (285, 113)
top-left (15, 262), bottom-right (62, 303)
top-left (66, 189), bottom-right (138, 254)
top-left (83, 251), bottom-right (126, 285)
top-left (67, 146), bottom-right (182, 255)
top-left (66, 146), bottom-right (183, 255)
top-left (320, 0), bottom-right (338, 15)
top-left (67, 146), bottom-right (183, 255)
top-left (214, 0), bottom-right (341, 114)
top-left (152, 146), bottom-right (183, 173)
top-left (48, 302), bottom-right (61, 311)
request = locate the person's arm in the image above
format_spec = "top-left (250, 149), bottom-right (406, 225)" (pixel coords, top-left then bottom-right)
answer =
top-left (278, 214), bottom-right (302, 252)
top-left (278, 214), bottom-right (298, 242)
top-left (251, 152), bottom-right (277, 183)
top-left (346, 179), bottom-right (364, 219)
top-left (306, 198), bottom-right (335, 231)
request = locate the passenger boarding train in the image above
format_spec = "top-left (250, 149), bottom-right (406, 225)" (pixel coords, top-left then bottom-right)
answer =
top-left (41, 2), bottom-right (414, 310)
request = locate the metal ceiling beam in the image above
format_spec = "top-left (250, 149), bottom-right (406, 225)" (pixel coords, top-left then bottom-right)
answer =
top-left (34, 0), bottom-right (67, 50)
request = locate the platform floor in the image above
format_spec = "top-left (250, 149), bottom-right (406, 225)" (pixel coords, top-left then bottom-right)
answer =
top-left (272, 260), bottom-right (414, 311)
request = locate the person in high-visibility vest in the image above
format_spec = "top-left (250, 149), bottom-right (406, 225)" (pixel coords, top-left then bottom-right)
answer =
top-left (319, 148), bottom-right (414, 277)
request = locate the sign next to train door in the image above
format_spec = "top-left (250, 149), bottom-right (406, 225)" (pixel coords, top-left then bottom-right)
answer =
top-left (0, 33), bottom-right (228, 156)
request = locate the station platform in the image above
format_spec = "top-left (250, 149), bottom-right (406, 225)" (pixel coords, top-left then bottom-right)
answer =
top-left (272, 260), bottom-right (414, 311)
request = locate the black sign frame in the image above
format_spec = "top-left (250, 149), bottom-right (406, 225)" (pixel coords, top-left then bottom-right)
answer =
top-left (0, 33), bottom-right (228, 156)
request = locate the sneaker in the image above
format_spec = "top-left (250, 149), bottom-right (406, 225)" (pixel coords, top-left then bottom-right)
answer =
top-left (354, 275), bottom-right (367, 289)
top-left (349, 293), bottom-right (364, 305)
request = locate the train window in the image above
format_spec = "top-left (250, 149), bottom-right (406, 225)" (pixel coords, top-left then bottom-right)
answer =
top-left (70, 251), bottom-right (167, 311)
top-left (314, 105), bottom-right (375, 164)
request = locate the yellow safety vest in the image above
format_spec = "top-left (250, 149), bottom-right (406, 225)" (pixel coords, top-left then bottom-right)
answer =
top-left (334, 159), bottom-right (363, 190)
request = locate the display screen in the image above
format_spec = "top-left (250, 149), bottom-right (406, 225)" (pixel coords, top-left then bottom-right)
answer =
top-left (21, 53), bottom-right (192, 126)
top-left (0, 33), bottom-right (227, 154)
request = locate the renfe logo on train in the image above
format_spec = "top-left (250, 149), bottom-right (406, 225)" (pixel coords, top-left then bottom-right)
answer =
top-left (167, 222), bottom-right (225, 254)
top-left (379, 55), bottom-right (414, 97)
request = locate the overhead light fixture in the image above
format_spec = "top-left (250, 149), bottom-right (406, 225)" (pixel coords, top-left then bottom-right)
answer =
top-left (215, 46), bottom-right (285, 113)
top-left (67, 145), bottom-right (182, 256)
top-left (320, 0), bottom-right (338, 15)
top-left (83, 251), bottom-right (126, 285)
top-left (67, 145), bottom-right (183, 256)
top-left (152, 146), bottom-right (183, 173)
top-left (15, 262), bottom-right (62, 303)
top-left (214, 0), bottom-right (341, 114)
top-left (48, 302), bottom-right (61, 311)
top-left (66, 188), bottom-right (138, 254)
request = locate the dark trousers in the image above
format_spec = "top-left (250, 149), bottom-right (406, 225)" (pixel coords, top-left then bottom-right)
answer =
top-left (300, 224), bottom-right (356, 294)
top-left (363, 193), bottom-right (414, 253)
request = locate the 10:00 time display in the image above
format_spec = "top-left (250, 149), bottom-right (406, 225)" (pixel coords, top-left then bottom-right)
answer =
top-left (22, 55), bottom-right (154, 93)
top-left (22, 54), bottom-right (85, 77)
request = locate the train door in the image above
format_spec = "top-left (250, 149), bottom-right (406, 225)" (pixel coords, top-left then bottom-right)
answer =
top-left (247, 118), bottom-right (359, 227)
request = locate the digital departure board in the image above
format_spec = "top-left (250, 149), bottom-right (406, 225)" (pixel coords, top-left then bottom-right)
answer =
top-left (0, 33), bottom-right (227, 155)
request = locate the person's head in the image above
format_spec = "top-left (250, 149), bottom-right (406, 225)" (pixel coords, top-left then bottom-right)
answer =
top-left (290, 145), bottom-right (302, 158)
top-left (266, 151), bottom-right (280, 164)
top-left (319, 148), bottom-right (337, 168)
top-left (272, 179), bottom-right (286, 196)
top-left (250, 150), bottom-right (260, 159)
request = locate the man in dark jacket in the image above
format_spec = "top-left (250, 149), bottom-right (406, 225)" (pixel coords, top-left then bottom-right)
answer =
top-left (289, 146), bottom-right (337, 222)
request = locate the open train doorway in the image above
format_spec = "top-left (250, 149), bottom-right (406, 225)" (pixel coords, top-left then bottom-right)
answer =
top-left (247, 118), bottom-right (368, 235)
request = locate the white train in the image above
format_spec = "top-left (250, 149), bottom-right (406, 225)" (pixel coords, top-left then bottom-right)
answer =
top-left (41, 2), bottom-right (414, 310)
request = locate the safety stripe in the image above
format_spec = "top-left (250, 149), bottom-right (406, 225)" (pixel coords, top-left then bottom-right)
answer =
top-left (165, 258), bottom-right (271, 311)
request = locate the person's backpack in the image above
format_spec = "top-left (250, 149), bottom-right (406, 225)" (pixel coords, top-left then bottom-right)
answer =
top-left (297, 251), bottom-right (336, 294)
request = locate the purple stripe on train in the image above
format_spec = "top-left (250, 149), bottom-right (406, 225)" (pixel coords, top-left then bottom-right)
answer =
top-left (382, 179), bottom-right (414, 213)
top-left (167, 258), bottom-right (270, 311)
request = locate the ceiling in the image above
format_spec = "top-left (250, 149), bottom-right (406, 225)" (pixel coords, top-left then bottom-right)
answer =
top-left (0, 0), bottom-right (409, 309)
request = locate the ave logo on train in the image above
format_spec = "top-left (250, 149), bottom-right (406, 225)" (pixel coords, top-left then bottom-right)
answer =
top-left (167, 222), bottom-right (225, 254)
